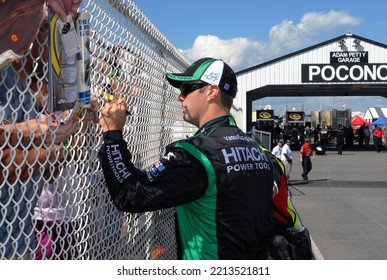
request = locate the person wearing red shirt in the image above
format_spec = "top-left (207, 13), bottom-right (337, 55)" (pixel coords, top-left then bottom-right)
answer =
top-left (373, 126), bottom-right (384, 153)
top-left (300, 138), bottom-right (315, 182)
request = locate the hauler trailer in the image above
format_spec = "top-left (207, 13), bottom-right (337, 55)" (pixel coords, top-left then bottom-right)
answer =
top-left (311, 109), bottom-right (351, 129)
top-left (312, 109), bottom-right (352, 149)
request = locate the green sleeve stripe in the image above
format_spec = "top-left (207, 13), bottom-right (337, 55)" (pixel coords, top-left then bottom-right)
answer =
top-left (175, 141), bottom-right (217, 196)
top-left (174, 141), bottom-right (218, 259)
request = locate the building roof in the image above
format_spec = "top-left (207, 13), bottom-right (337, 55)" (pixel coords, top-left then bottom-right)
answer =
top-left (364, 107), bottom-right (387, 120)
top-left (234, 33), bottom-right (387, 131)
top-left (236, 33), bottom-right (387, 75)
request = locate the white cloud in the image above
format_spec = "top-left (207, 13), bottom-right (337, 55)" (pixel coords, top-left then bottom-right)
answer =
top-left (180, 35), bottom-right (267, 71)
top-left (269, 10), bottom-right (361, 51)
top-left (181, 10), bottom-right (361, 71)
top-left (302, 10), bottom-right (361, 32)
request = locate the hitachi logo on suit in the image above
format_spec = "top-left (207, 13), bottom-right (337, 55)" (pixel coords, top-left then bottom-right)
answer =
top-left (221, 146), bottom-right (271, 173)
top-left (222, 146), bottom-right (268, 163)
top-left (107, 144), bottom-right (131, 182)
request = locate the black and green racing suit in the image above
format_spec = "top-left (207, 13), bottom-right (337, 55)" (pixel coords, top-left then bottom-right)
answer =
top-left (98, 114), bottom-right (274, 259)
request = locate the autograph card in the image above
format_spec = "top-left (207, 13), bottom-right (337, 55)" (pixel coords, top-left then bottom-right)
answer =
top-left (57, 15), bottom-right (81, 56)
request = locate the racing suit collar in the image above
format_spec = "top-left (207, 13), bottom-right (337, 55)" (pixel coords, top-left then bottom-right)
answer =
top-left (195, 114), bottom-right (236, 136)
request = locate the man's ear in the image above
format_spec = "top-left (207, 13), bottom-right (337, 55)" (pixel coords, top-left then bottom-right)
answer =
top-left (207, 84), bottom-right (220, 100)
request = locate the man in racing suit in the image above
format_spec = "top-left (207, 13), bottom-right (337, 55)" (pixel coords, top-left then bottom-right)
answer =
top-left (98, 57), bottom-right (276, 259)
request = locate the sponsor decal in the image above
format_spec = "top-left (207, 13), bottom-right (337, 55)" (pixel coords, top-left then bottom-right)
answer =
top-left (162, 152), bottom-right (176, 161)
top-left (146, 171), bottom-right (154, 182)
top-left (289, 113), bottom-right (302, 121)
top-left (146, 160), bottom-right (167, 182)
top-left (203, 72), bottom-right (220, 82)
top-left (106, 144), bottom-right (131, 183)
top-left (256, 110), bottom-right (274, 120)
top-left (259, 111), bottom-right (272, 119)
top-left (221, 146), bottom-right (271, 173)
top-left (201, 60), bottom-right (223, 85)
top-left (286, 111), bottom-right (304, 122)
top-left (150, 166), bottom-right (159, 177)
top-left (223, 134), bottom-right (254, 142)
top-left (154, 161), bottom-right (166, 172)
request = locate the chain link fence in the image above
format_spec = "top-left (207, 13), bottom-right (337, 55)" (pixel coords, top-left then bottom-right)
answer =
top-left (0, 0), bottom-right (243, 260)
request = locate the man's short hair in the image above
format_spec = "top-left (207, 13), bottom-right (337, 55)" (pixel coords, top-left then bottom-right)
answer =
top-left (220, 90), bottom-right (233, 109)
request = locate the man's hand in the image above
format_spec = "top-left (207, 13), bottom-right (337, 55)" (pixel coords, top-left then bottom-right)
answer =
top-left (100, 97), bottom-right (127, 132)
top-left (49, 119), bottom-right (80, 144)
top-left (80, 97), bottom-right (99, 124)
top-left (36, 116), bottom-right (80, 145)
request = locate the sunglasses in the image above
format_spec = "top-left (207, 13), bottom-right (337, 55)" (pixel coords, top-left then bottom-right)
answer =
top-left (180, 82), bottom-right (209, 97)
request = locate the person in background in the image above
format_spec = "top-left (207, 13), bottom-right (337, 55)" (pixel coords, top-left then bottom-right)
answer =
top-left (299, 138), bottom-right (315, 182)
top-left (98, 57), bottom-right (275, 260)
top-left (0, 61), bottom-right (77, 260)
top-left (363, 125), bottom-right (371, 148)
top-left (318, 126), bottom-right (329, 155)
top-left (358, 123), bottom-right (365, 148)
top-left (290, 125), bottom-right (300, 148)
top-left (373, 126), bottom-right (384, 153)
top-left (345, 126), bottom-right (354, 149)
top-left (335, 128), bottom-right (345, 155)
top-left (0, 20), bottom-right (80, 256)
top-left (280, 139), bottom-right (293, 181)
top-left (0, 0), bottom-right (83, 69)
top-left (304, 125), bottom-right (311, 142)
top-left (272, 139), bottom-right (284, 159)
top-left (27, 17), bottom-right (98, 260)
top-left (272, 124), bottom-right (283, 145)
top-left (0, 0), bottom-right (85, 260)
top-left (312, 124), bottom-right (320, 148)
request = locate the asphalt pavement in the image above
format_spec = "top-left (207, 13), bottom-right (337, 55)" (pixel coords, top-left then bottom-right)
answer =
top-left (288, 145), bottom-right (387, 260)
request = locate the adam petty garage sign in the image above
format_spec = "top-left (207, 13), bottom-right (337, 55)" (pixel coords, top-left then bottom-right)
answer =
top-left (302, 51), bottom-right (387, 83)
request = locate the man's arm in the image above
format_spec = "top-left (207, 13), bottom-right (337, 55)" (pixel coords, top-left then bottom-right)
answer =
top-left (1, 118), bottom-right (79, 146)
top-left (98, 98), bottom-right (207, 212)
top-left (1, 144), bottom-right (64, 183)
top-left (98, 131), bottom-right (207, 213)
top-left (283, 147), bottom-right (291, 161)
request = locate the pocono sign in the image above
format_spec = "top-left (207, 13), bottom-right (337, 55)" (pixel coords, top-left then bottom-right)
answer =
top-left (301, 51), bottom-right (387, 83)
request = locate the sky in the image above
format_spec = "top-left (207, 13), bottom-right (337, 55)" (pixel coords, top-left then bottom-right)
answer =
top-left (134, 0), bottom-right (387, 115)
